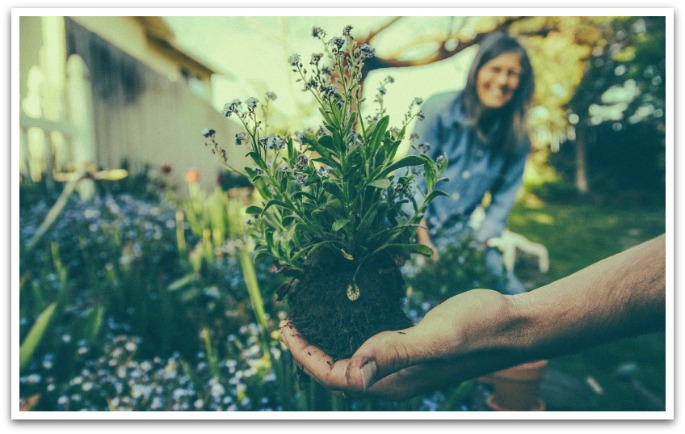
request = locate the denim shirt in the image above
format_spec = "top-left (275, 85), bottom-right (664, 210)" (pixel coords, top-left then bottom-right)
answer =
top-left (412, 90), bottom-right (529, 243)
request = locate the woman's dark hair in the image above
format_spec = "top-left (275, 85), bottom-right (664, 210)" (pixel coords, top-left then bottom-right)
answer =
top-left (461, 32), bottom-right (535, 153)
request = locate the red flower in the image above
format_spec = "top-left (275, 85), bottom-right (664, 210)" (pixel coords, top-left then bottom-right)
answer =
top-left (160, 164), bottom-right (172, 174)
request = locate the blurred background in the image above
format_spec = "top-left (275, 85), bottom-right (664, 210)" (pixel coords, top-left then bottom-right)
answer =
top-left (17, 14), bottom-right (667, 412)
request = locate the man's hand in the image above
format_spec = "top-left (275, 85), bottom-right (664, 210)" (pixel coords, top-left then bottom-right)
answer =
top-left (280, 289), bottom-right (513, 400)
top-left (280, 235), bottom-right (666, 401)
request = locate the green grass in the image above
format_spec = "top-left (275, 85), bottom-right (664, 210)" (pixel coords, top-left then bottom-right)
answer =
top-left (506, 200), bottom-right (666, 411)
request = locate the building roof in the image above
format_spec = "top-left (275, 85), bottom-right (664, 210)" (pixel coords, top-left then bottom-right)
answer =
top-left (133, 16), bottom-right (233, 80)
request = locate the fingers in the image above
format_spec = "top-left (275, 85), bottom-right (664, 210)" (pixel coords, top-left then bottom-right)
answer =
top-left (279, 320), bottom-right (351, 391)
top-left (279, 320), bottom-right (430, 399)
top-left (343, 328), bottom-right (417, 393)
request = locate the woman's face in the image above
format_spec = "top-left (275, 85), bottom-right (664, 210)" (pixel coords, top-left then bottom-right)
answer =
top-left (476, 52), bottom-right (522, 109)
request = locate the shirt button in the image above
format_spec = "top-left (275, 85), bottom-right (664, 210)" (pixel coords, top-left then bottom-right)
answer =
top-left (462, 170), bottom-right (471, 179)
top-left (451, 192), bottom-right (461, 200)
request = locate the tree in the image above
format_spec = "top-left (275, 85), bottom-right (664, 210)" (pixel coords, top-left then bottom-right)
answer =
top-left (565, 16), bottom-right (666, 197)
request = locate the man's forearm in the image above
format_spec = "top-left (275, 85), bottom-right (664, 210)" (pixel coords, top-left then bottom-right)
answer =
top-left (508, 234), bottom-right (666, 361)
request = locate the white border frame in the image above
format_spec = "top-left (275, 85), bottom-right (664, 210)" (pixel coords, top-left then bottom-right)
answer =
top-left (8, 6), bottom-right (676, 424)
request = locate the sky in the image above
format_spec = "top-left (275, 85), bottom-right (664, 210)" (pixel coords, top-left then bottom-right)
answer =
top-left (163, 15), bottom-right (476, 130)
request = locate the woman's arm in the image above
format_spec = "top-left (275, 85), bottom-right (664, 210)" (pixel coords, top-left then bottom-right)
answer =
top-left (281, 235), bottom-right (666, 400)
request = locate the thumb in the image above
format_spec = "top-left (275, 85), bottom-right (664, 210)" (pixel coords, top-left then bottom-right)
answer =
top-left (344, 330), bottom-right (414, 392)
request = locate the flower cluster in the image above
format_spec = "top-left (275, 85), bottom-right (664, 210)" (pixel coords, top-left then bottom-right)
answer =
top-left (203, 26), bottom-right (448, 279)
top-left (19, 328), bottom-right (284, 411)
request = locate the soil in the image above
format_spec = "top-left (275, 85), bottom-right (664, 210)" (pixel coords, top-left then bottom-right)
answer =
top-left (287, 248), bottom-right (413, 360)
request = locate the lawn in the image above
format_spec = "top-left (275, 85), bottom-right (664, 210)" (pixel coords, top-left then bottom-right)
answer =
top-left (506, 199), bottom-right (666, 411)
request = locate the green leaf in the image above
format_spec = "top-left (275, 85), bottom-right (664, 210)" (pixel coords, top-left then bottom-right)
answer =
top-left (340, 249), bottom-right (354, 260)
top-left (247, 151), bottom-right (268, 172)
top-left (377, 243), bottom-right (435, 257)
top-left (245, 205), bottom-right (263, 215)
top-left (312, 157), bottom-right (342, 171)
top-left (20, 302), bottom-right (57, 371)
top-left (291, 240), bottom-right (338, 263)
top-left (332, 218), bottom-right (350, 232)
top-left (261, 199), bottom-right (288, 215)
top-left (346, 112), bottom-right (357, 131)
top-left (319, 108), bottom-right (333, 126)
top-left (379, 155), bottom-right (425, 178)
top-left (292, 191), bottom-right (317, 201)
top-left (323, 181), bottom-right (346, 202)
top-left (168, 273), bottom-right (198, 291)
top-left (287, 136), bottom-right (295, 162)
top-left (308, 139), bottom-right (339, 163)
top-left (295, 221), bottom-right (321, 234)
top-left (281, 215), bottom-right (296, 227)
top-left (246, 167), bottom-right (271, 199)
top-left (369, 116), bottom-right (390, 150)
top-left (253, 249), bottom-right (271, 264)
top-left (385, 138), bottom-right (403, 162)
top-left (422, 190), bottom-right (449, 207)
top-left (368, 178), bottom-right (392, 189)
top-left (80, 305), bottom-right (104, 343)
top-left (421, 156), bottom-right (438, 191)
top-left (318, 135), bottom-right (336, 150)
top-left (238, 247), bottom-right (269, 336)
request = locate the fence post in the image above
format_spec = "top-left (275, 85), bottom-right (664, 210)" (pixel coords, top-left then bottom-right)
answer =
top-left (66, 54), bottom-right (97, 200)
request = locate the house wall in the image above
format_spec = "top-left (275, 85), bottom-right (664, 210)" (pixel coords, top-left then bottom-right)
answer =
top-left (18, 16), bottom-right (246, 193)
top-left (18, 17), bottom-right (44, 104)
top-left (65, 19), bottom-right (249, 193)
top-left (69, 16), bottom-right (183, 83)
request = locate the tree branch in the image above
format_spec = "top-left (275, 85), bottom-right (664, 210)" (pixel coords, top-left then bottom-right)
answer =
top-left (359, 16), bottom-right (551, 79)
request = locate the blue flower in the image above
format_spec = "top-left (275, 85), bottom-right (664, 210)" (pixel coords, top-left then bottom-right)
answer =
top-left (321, 84), bottom-right (337, 98)
top-left (234, 132), bottom-right (247, 145)
top-left (245, 97), bottom-right (259, 110)
top-left (310, 52), bottom-right (323, 65)
top-left (359, 43), bottom-right (375, 58)
top-left (288, 53), bottom-right (301, 67)
top-left (329, 37), bottom-right (345, 51)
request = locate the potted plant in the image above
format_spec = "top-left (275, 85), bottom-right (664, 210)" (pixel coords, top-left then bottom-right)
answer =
top-left (203, 26), bottom-right (447, 360)
top-left (480, 360), bottom-right (548, 411)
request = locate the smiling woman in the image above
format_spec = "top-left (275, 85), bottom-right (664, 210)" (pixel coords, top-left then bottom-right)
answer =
top-left (413, 31), bottom-right (536, 295)
top-left (476, 52), bottom-right (522, 109)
